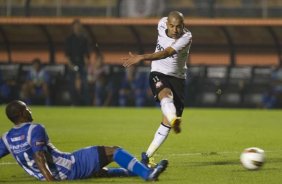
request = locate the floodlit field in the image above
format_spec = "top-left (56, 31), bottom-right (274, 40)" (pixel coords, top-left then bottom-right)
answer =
top-left (0, 107), bottom-right (282, 184)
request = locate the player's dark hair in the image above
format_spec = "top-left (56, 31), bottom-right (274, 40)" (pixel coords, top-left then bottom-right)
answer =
top-left (72, 18), bottom-right (81, 26)
top-left (32, 58), bottom-right (41, 65)
top-left (6, 100), bottom-right (25, 123)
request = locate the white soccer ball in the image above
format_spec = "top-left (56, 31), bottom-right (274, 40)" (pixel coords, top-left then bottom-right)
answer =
top-left (240, 147), bottom-right (265, 170)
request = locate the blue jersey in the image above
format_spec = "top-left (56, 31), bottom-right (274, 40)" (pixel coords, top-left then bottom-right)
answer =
top-left (0, 123), bottom-right (74, 180)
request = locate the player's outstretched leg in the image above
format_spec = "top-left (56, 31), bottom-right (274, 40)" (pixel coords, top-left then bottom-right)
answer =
top-left (113, 148), bottom-right (168, 181)
top-left (142, 122), bottom-right (171, 168)
top-left (160, 97), bottom-right (181, 134)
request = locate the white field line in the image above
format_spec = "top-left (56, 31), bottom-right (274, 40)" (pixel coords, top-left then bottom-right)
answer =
top-left (163, 150), bottom-right (282, 157)
top-left (0, 162), bottom-right (17, 165)
top-left (1, 150), bottom-right (282, 166)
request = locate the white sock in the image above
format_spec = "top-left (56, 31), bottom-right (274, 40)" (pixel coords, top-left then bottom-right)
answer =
top-left (146, 123), bottom-right (171, 157)
top-left (160, 97), bottom-right (177, 123)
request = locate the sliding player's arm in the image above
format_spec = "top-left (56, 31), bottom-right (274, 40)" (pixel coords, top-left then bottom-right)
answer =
top-left (34, 151), bottom-right (56, 181)
top-left (123, 47), bottom-right (176, 68)
top-left (31, 124), bottom-right (55, 181)
top-left (0, 138), bottom-right (10, 159)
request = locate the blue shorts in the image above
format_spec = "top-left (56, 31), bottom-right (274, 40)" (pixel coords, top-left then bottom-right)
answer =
top-left (67, 146), bottom-right (106, 179)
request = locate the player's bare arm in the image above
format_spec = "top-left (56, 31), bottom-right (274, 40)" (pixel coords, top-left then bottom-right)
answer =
top-left (123, 47), bottom-right (176, 68)
top-left (34, 151), bottom-right (56, 181)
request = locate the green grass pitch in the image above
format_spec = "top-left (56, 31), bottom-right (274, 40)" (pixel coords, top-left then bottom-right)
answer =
top-left (0, 107), bottom-right (282, 184)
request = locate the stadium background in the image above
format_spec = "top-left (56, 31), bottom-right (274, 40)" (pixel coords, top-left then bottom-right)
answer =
top-left (0, 0), bottom-right (282, 108)
top-left (1, 1), bottom-right (282, 184)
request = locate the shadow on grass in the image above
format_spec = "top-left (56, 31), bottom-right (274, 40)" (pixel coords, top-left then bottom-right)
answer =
top-left (187, 160), bottom-right (239, 167)
top-left (183, 157), bottom-right (282, 170)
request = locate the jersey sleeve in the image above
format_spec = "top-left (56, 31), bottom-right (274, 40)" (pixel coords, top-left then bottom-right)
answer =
top-left (157, 17), bottom-right (168, 37)
top-left (30, 124), bottom-right (49, 153)
top-left (0, 138), bottom-right (10, 158)
top-left (171, 31), bottom-right (192, 53)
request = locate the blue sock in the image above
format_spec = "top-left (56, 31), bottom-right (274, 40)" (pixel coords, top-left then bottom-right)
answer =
top-left (106, 168), bottom-right (136, 177)
top-left (113, 148), bottom-right (151, 180)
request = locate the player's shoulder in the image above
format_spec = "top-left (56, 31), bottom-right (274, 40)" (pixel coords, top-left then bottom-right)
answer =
top-left (1, 131), bottom-right (9, 139)
top-left (20, 122), bottom-right (44, 128)
top-left (158, 17), bottom-right (168, 29)
top-left (29, 123), bottom-right (46, 132)
top-left (183, 28), bottom-right (192, 38)
top-left (178, 29), bottom-right (192, 43)
top-left (32, 122), bottom-right (45, 128)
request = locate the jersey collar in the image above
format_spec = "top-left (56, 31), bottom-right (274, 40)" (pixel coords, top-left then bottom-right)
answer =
top-left (13, 122), bottom-right (31, 129)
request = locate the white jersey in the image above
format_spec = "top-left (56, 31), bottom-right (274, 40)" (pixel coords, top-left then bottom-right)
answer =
top-left (151, 17), bottom-right (192, 79)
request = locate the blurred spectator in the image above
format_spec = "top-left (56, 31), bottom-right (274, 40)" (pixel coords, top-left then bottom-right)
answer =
top-left (118, 66), bottom-right (135, 106)
top-left (262, 90), bottom-right (276, 109)
top-left (88, 54), bottom-right (113, 106)
top-left (20, 58), bottom-right (50, 105)
top-left (118, 0), bottom-right (165, 17)
top-left (89, 54), bottom-right (126, 107)
top-left (0, 72), bottom-right (18, 104)
top-left (262, 66), bottom-right (282, 108)
top-left (119, 66), bottom-right (151, 107)
top-left (194, 0), bottom-right (215, 17)
top-left (65, 19), bottom-right (90, 105)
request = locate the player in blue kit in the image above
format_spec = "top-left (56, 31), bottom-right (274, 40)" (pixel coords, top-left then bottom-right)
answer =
top-left (0, 100), bottom-right (168, 181)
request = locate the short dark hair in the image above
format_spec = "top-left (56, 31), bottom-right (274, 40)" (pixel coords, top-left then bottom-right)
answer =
top-left (32, 58), bottom-right (41, 65)
top-left (6, 100), bottom-right (25, 123)
top-left (72, 19), bottom-right (81, 26)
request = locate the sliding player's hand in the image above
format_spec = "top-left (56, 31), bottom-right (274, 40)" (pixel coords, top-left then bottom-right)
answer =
top-left (122, 52), bottom-right (143, 68)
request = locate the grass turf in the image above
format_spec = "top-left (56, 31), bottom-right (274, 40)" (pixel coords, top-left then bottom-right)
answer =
top-left (0, 107), bottom-right (282, 184)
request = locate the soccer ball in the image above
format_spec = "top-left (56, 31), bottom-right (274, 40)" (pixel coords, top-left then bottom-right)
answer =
top-left (240, 147), bottom-right (265, 170)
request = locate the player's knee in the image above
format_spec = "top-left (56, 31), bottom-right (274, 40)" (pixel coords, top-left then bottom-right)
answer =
top-left (107, 146), bottom-right (121, 155)
top-left (104, 146), bottom-right (121, 162)
top-left (159, 88), bottom-right (173, 100)
top-left (105, 146), bottom-right (120, 152)
top-left (112, 146), bottom-right (121, 150)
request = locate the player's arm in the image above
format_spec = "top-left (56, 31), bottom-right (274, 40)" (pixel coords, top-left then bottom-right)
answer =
top-left (123, 47), bottom-right (176, 68)
top-left (31, 124), bottom-right (55, 181)
top-left (34, 151), bottom-right (56, 181)
top-left (0, 138), bottom-right (10, 159)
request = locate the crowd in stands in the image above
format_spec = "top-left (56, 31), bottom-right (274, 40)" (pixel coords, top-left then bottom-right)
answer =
top-left (20, 58), bottom-right (50, 105)
top-left (1, 1), bottom-right (282, 108)
top-left (1, 16), bottom-right (282, 108)
top-left (262, 66), bottom-right (282, 108)
top-left (0, 60), bottom-right (154, 107)
top-left (1, 58), bottom-right (282, 108)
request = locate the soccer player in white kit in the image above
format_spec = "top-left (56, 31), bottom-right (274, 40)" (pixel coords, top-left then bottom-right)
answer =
top-left (123, 11), bottom-right (192, 167)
